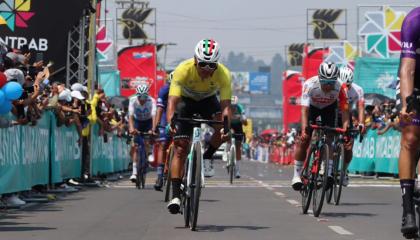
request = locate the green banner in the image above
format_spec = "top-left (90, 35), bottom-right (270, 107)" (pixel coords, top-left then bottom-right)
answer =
top-left (349, 128), bottom-right (400, 174)
top-left (0, 114), bottom-right (50, 194)
top-left (353, 57), bottom-right (399, 99)
top-left (50, 112), bottom-right (82, 183)
top-left (91, 124), bottom-right (130, 176)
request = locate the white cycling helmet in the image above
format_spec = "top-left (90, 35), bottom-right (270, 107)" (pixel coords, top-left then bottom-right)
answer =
top-left (136, 83), bottom-right (149, 96)
top-left (339, 67), bottom-right (354, 86)
top-left (194, 39), bottom-right (221, 63)
top-left (318, 62), bottom-right (339, 80)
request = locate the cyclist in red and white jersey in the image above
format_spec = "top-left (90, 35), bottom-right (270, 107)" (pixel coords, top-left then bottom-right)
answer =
top-left (338, 67), bottom-right (365, 186)
top-left (291, 62), bottom-right (350, 191)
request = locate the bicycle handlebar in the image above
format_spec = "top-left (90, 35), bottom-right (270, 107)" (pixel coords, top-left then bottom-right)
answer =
top-left (171, 113), bottom-right (230, 133)
top-left (310, 124), bottom-right (363, 142)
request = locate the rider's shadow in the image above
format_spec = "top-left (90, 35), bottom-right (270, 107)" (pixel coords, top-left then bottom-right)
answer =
top-left (195, 225), bottom-right (270, 232)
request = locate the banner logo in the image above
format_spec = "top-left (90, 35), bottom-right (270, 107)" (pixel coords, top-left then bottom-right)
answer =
top-left (0, 0), bottom-right (35, 31)
top-left (325, 41), bottom-right (358, 69)
top-left (133, 51), bottom-right (152, 59)
top-left (287, 43), bottom-right (305, 66)
top-left (312, 9), bottom-right (343, 39)
top-left (96, 25), bottom-right (112, 61)
top-left (359, 6), bottom-right (406, 58)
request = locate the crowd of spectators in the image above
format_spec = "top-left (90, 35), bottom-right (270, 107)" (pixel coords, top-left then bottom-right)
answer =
top-left (0, 44), bottom-right (132, 206)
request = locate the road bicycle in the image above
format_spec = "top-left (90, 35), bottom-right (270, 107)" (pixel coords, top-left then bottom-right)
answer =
top-left (133, 131), bottom-right (153, 189)
top-left (171, 113), bottom-right (228, 231)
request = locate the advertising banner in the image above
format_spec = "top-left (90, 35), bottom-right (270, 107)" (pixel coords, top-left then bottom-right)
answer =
top-left (99, 69), bottom-right (121, 97)
top-left (91, 124), bottom-right (130, 176)
top-left (0, 0), bottom-right (88, 72)
top-left (231, 72), bottom-right (250, 94)
top-left (282, 71), bottom-right (303, 130)
top-left (50, 112), bottom-right (81, 184)
top-left (349, 128), bottom-right (400, 174)
top-left (118, 44), bottom-right (157, 97)
top-left (0, 113), bottom-right (50, 194)
top-left (97, 19), bottom-right (117, 68)
top-left (302, 46), bottom-right (329, 80)
top-left (249, 72), bottom-right (270, 94)
top-left (353, 57), bottom-right (399, 98)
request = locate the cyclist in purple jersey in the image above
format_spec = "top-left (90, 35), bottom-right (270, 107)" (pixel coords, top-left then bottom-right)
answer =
top-left (152, 73), bottom-right (171, 191)
top-left (398, 7), bottom-right (420, 237)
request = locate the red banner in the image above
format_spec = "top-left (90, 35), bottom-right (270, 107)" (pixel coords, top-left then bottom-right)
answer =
top-left (302, 45), bottom-right (329, 80)
top-left (282, 71), bottom-right (303, 131)
top-left (118, 44), bottom-right (157, 98)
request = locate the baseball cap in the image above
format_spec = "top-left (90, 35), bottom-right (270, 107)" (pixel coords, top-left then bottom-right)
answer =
top-left (71, 90), bottom-right (85, 100)
top-left (71, 83), bottom-right (88, 92)
top-left (4, 68), bottom-right (25, 84)
top-left (58, 89), bottom-right (72, 102)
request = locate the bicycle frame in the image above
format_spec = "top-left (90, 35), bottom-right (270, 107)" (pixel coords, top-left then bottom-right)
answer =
top-left (186, 125), bottom-right (205, 190)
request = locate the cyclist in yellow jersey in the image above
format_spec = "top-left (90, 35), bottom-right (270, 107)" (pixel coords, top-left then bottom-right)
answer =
top-left (166, 39), bottom-right (232, 214)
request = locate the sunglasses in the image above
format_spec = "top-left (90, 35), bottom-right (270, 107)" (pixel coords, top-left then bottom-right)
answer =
top-left (137, 94), bottom-right (148, 100)
top-left (319, 79), bottom-right (336, 85)
top-left (197, 61), bottom-right (217, 70)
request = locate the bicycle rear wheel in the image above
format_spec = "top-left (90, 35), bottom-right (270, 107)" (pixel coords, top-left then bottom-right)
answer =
top-left (165, 145), bottom-right (175, 202)
top-left (312, 144), bottom-right (330, 217)
top-left (229, 144), bottom-right (236, 184)
top-left (301, 148), bottom-right (315, 214)
top-left (333, 144), bottom-right (345, 205)
top-left (190, 142), bottom-right (202, 231)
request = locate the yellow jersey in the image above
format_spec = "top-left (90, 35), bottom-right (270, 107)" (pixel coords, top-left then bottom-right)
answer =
top-left (169, 58), bottom-right (232, 101)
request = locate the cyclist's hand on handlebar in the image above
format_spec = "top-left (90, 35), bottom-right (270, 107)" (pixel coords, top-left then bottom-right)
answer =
top-left (400, 107), bottom-right (415, 124)
top-left (220, 128), bottom-right (231, 142)
top-left (166, 123), bottom-right (176, 136)
top-left (129, 128), bottom-right (136, 135)
top-left (300, 125), bottom-right (310, 142)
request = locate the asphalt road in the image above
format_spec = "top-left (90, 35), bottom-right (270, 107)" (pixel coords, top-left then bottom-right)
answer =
top-left (0, 158), bottom-right (406, 240)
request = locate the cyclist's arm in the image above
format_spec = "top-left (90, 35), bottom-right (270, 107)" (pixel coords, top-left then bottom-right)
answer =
top-left (357, 88), bottom-right (365, 125)
top-left (166, 96), bottom-right (180, 124)
top-left (400, 58), bottom-right (416, 111)
top-left (220, 99), bottom-right (231, 127)
top-left (129, 115), bottom-right (135, 133)
top-left (151, 99), bottom-right (157, 132)
top-left (301, 81), bottom-right (310, 133)
top-left (339, 85), bottom-right (350, 130)
top-left (153, 107), bottom-right (164, 131)
top-left (301, 106), bottom-right (309, 133)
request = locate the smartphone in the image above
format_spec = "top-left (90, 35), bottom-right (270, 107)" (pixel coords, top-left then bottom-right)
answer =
top-left (35, 52), bottom-right (43, 62)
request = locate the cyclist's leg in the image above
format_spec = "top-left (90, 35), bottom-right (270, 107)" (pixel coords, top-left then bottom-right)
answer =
top-left (199, 96), bottom-right (222, 177)
top-left (167, 98), bottom-right (193, 214)
top-left (292, 105), bottom-right (317, 190)
top-left (399, 124), bottom-right (420, 234)
top-left (320, 102), bottom-right (338, 187)
top-left (155, 128), bottom-right (170, 191)
top-left (232, 123), bottom-right (244, 177)
top-left (130, 120), bottom-right (141, 181)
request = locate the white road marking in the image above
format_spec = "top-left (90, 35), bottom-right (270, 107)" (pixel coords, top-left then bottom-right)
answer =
top-left (328, 226), bottom-right (354, 235)
top-left (274, 192), bottom-right (285, 197)
top-left (265, 186), bottom-right (274, 191)
top-left (286, 199), bottom-right (299, 205)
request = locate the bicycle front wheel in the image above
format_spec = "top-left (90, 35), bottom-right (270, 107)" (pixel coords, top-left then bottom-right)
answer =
top-left (165, 145), bottom-right (175, 202)
top-left (312, 144), bottom-right (330, 217)
top-left (183, 153), bottom-right (191, 228)
top-left (190, 142), bottom-right (202, 231)
top-left (229, 144), bottom-right (236, 184)
top-left (333, 143), bottom-right (345, 205)
top-left (301, 148), bottom-right (315, 214)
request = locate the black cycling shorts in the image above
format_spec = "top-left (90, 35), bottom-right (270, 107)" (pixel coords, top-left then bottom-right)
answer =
top-left (231, 122), bottom-right (244, 142)
top-left (307, 102), bottom-right (338, 132)
top-left (174, 95), bottom-right (221, 139)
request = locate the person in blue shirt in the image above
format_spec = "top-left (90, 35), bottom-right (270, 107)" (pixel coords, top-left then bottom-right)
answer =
top-left (152, 72), bottom-right (172, 191)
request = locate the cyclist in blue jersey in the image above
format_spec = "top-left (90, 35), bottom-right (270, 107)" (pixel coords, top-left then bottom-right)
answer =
top-left (398, 7), bottom-right (420, 237)
top-left (152, 72), bottom-right (172, 191)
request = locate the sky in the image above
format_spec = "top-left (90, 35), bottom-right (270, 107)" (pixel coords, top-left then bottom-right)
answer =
top-left (109, 0), bottom-right (418, 66)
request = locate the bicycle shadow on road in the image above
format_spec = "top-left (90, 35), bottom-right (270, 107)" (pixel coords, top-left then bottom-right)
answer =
top-left (194, 225), bottom-right (270, 232)
top-left (338, 202), bottom-right (390, 206)
top-left (321, 212), bottom-right (377, 218)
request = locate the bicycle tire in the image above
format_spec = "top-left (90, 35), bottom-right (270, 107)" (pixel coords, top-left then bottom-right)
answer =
top-left (165, 145), bottom-right (174, 202)
top-left (326, 145), bottom-right (338, 204)
top-left (183, 154), bottom-right (191, 228)
top-left (313, 144), bottom-right (330, 217)
top-left (301, 147), bottom-right (316, 214)
top-left (334, 143), bottom-right (345, 205)
top-left (229, 144), bottom-right (236, 184)
top-left (190, 142), bottom-right (202, 231)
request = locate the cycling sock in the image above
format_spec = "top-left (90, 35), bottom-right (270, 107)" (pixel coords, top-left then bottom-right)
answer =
top-left (203, 145), bottom-right (217, 159)
top-left (132, 162), bottom-right (137, 175)
top-left (157, 164), bottom-right (164, 178)
top-left (293, 160), bottom-right (303, 178)
top-left (401, 179), bottom-right (415, 216)
top-left (172, 178), bottom-right (182, 199)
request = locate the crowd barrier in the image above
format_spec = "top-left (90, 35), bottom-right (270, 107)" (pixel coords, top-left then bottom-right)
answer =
top-left (349, 128), bottom-right (399, 174)
top-left (0, 111), bottom-right (131, 195)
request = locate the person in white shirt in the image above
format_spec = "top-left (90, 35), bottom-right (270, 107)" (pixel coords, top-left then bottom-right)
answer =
top-left (128, 83), bottom-right (157, 182)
